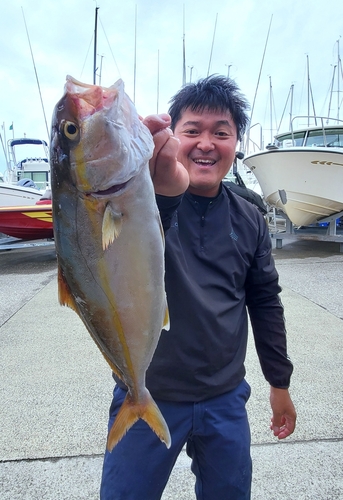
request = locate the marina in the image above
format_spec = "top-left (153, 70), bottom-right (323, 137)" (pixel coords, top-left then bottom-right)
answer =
top-left (0, 239), bottom-right (342, 499)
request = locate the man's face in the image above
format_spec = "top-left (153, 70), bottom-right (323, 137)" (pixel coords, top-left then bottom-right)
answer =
top-left (173, 107), bottom-right (238, 197)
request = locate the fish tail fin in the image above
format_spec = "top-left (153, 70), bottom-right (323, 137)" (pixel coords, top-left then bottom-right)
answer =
top-left (107, 389), bottom-right (171, 452)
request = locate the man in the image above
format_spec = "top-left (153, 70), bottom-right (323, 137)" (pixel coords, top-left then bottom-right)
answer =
top-left (100, 75), bottom-right (296, 500)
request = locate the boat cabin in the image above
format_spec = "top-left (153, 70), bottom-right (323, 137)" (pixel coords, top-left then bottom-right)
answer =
top-left (274, 126), bottom-right (343, 149)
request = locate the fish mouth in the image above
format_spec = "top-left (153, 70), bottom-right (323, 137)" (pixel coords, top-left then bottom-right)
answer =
top-left (88, 179), bottom-right (130, 197)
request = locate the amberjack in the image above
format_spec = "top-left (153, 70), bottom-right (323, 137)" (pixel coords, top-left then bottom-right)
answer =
top-left (50, 76), bottom-right (171, 451)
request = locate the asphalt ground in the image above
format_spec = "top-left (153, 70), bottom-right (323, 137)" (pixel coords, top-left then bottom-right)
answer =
top-left (0, 237), bottom-right (342, 499)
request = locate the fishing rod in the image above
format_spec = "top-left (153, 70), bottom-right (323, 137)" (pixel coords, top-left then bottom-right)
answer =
top-left (21, 8), bottom-right (50, 140)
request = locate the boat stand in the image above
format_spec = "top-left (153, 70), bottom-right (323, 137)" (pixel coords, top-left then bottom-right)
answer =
top-left (268, 209), bottom-right (343, 253)
top-left (0, 236), bottom-right (55, 252)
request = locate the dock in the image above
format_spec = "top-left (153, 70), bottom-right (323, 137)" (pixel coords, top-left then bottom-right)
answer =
top-left (0, 239), bottom-right (342, 499)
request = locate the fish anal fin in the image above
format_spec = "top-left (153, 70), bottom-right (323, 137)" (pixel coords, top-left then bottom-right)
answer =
top-left (58, 267), bottom-right (78, 312)
top-left (107, 389), bottom-right (171, 452)
top-left (102, 205), bottom-right (123, 250)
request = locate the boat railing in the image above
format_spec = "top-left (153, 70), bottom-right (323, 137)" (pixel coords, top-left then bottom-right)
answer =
top-left (243, 122), bottom-right (264, 154)
top-left (289, 116), bottom-right (343, 147)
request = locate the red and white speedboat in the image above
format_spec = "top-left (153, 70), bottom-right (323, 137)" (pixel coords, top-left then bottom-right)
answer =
top-left (0, 201), bottom-right (53, 240)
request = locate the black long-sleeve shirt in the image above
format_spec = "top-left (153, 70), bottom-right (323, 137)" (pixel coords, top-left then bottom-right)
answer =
top-left (143, 184), bottom-right (293, 402)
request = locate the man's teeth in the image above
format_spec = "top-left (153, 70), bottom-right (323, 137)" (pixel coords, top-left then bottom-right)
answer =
top-left (194, 159), bottom-right (215, 165)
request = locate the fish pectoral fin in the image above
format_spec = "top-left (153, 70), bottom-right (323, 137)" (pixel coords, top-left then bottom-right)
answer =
top-left (107, 389), bottom-right (171, 452)
top-left (163, 301), bottom-right (170, 331)
top-left (102, 204), bottom-right (123, 250)
top-left (58, 266), bottom-right (78, 312)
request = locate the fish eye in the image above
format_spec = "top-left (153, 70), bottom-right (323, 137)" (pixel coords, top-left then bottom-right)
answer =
top-left (63, 121), bottom-right (79, 140)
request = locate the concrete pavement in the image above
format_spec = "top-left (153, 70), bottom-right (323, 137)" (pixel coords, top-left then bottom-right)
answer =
top-left (0, 239), bottom-right (342, 499)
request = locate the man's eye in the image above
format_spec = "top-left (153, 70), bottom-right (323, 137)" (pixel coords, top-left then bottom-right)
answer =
top-left (185, 129), bottom-right (198, 135)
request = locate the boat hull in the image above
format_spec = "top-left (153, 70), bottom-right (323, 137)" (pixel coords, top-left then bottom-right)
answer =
top-left (0, 183), bottom-right (43, 207)
top-left (243, 148), bottom-right (343, 225)
top-left (0, 204), bottom-right (53, 240)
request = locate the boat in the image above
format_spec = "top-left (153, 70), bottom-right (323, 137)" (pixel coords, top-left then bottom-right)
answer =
top-left (0, 138), bottom-right (50, 207)
top-left (243, 117), bottom-right (343, 226)
top-left (0, 202), bottom-right (53, 240)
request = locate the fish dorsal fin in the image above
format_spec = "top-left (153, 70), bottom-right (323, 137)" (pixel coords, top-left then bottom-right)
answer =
top-left (58, 266), bottom-right (78, 312)
top-left (102, 204), bottom-right (123, 250)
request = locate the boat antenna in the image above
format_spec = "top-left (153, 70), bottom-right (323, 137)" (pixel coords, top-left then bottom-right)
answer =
top-left (207, 13), bottom-right (218, 77)
top-left (245, 14), bottom-right (273, 153)
top-left (21, 8), bottom-right (49, 140)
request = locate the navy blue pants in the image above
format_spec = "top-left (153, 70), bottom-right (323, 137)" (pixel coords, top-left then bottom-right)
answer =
top-left (100, 380), bottom-right (252, 500)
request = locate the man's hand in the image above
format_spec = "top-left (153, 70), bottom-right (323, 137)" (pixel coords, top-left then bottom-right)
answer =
top-left (143, 114), bottom-right (189, 196)
top-left (270, 387), bottom-right (296, 439)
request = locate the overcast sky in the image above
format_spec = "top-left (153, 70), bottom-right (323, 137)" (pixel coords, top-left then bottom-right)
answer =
top-left (0, 0), bottom-right (342, 170)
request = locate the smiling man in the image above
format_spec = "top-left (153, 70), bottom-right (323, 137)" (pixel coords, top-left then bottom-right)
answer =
top-left (101, 75), bottom-right (296, 500)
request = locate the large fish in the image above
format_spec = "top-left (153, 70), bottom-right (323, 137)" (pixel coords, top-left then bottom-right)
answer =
top-left (50, 76), bottom-right (171, 451)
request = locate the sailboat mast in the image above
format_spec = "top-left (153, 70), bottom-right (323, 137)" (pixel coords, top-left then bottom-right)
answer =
top-left (327, 65), bottom-right (336, 122)
top-left (289, 84), bottom-right (294, 130)
top-left (182, 4), bottom-right (186, 85)
top-left (156, 50), bottom-right (160, 114)
top-left (93, 7), bottom-right (99, 85)
top-left (306, 55), bottom-right (317, 126)
top-left (133, 5), bottom-right (137, 103)
top-left (269, 76), bottom-right (273, 144)
top-left (337, 38), bottom-right (340, 122)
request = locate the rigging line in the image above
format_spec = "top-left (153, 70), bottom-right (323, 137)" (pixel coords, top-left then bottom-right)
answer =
top-left (277, 85), bottom-right (292, 132)
top-left (207, 13), bottom-right (218, 77)
top-left (21, 8), bottom-right (50, 140)
top-left (99, 15), bottom-right (121, 77)
top-left (244, 14), bottom-right (273, 153)
top-left (80, 35), bottom-right (94, 79)
top-left (249, 15), bottom-right (273, 127)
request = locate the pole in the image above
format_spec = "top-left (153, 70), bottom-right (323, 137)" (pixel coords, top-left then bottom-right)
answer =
top-left (93, 7), bottom-right (99, 84)
top-left (133, 5), bottom-right (137, 103)
top-left (182, 4), bottom-right (186, 86)
top-left (157, 50), bottom-right (160, 114)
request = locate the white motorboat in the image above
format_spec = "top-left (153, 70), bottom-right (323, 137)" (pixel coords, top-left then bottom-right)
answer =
top-left (0, 138), bottom-right (50, 207)
top-left (243, 117), bottom-right (343, 226)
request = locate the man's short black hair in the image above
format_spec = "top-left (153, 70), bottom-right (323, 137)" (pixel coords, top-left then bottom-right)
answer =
top-left (168, 74), bottom-right (250, 141)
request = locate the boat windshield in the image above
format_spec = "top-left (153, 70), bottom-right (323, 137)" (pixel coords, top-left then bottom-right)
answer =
top-left (275, 132), bottom-right (306, 148)
top-left (305, 128), bottom-right (343, 147)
